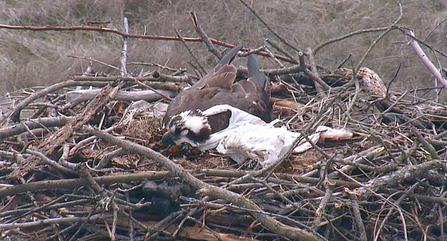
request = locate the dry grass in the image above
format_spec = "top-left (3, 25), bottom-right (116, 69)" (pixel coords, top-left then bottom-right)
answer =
top-left (1, 0), bottom-right (446, 97)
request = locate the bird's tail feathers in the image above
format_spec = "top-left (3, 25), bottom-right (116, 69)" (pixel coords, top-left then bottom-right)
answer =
top-left (247, 55), bottom-right (269, 90)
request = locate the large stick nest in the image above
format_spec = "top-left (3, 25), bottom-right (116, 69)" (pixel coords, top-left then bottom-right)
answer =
top-left (1, 58), bottom-right (447, 240)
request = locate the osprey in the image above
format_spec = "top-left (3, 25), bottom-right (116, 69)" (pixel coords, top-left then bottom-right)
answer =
top-left (161, 45), bottom-right (272, 146)
top-left (163, 104), bottom-right (353, 167)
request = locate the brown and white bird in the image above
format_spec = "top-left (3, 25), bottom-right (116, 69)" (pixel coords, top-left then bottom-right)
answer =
top-left (161, 45), bottom-right (272, 147)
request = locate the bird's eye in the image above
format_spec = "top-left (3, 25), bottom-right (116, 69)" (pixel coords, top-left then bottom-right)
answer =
top-left (174, 128), bottom-right (182, 134)
top-left (180, 129), bottom-right (189, 136)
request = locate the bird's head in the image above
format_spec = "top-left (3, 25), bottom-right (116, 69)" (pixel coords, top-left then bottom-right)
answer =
top-left (161, 109), bottom-right (212, 146)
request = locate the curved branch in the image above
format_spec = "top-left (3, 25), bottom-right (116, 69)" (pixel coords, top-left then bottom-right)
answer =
top-left (313, 26), bottom-right (389, 55)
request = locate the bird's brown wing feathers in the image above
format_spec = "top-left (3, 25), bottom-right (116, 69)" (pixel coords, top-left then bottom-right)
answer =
top-left (230, 83), bottom-right (247, 96)
top-left (237, 79), bottom-right (257, 93)
top-left (201, 68), bottom-right (237, 90)
top-left (163, 88), bottom-right (220, 124)
top-left (190, 45), bottom-right (242, 90)
top-left (163, 47), bottom-right (272, 126)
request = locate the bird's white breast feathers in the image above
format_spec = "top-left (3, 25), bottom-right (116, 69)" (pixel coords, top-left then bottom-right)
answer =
top-left (197, 104), bottom-right (353, 167)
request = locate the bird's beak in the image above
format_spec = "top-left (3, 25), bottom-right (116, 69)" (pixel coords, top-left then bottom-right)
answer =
top-left (161, 131), bottom-right (175, 145)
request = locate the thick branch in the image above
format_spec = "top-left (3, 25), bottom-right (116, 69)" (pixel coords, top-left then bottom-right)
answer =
top-left (0, 171), bottom-right (170, 197)
top-left (0, 116), bottom-right (71, 139)
top-left (65, 89), bottom-right (176, 104)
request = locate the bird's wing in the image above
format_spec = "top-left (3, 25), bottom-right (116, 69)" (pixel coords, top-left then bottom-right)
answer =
top-left (192, 45), bottom-right (242, 89)
top-left (201, 66), bottom-right (237, 89)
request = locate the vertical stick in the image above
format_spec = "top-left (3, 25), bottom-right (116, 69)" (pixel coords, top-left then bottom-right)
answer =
top-left (121, 17), bottom-right (129, 76)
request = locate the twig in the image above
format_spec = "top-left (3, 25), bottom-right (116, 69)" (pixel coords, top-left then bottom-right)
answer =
top-left (0, 24), bottom-right (203, 41)
top-left (94, 148), bottom-right (127, 169)
top-left (424, 18), bottom-right (447, 40)
top-left (237, 0), bottom-right (302, 54)
top-left (373, 180), bottom-right (422, 241)
top-left (344, 69), bottom-right (361, 116)
top-left (68, 55), bottom-right (120, 71)
top-left (265, 38), bottom-right (298, 63)
top-left (0, 24), bottom-right (297, 63)
top-left (65, 209), bottom-right (97, 241)
top-left (359, 160), bottom-right (445, 198)
top-left (173, 25), bottom-right (206, 75)
top-left (74, 74), bottom-right (192, 85)
top-left (130, 79), bottom-right (173, 101)
top-left (59, 144), bottom-right (78, 170)
top-left (79, 163), bottom-right (107, 197)
top-left (184, 216), bottom-right (224, 241)
top-left (69, 124), bottom-right (120, 156)
top-left (349, 194), bottom-right (367, 241)
top-left (263, 46), bottom-right (284, 67)
top-left (180, 196), bottom-right (315, 232)
top-left (411, 126), bottom-right (439, 159)
top-left (354, 3), bottom-right (403, 74)
top-left (0, 216), bottom-right (100, 229)
top-left (336, 53), bottom-right (352, 69)
top-left (313, 26), bottom-right (390, 55)
top-left (304, 48), bottom-right (330, 93)
top-left (128, 62), bottom-right (186, 73)
top-left (149, 210), bottom-right (183, 239)
top-left (26, 149), bottom-right (78, 175)
top-left (190, 12), bottom-right (222, 59)
top-left (39, 84), bottom-right (122, 155)
top-left (251, 176), bottom-right (299, 209)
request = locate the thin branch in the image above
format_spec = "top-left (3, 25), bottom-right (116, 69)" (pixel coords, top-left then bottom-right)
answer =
top-left (313, 26), bottom-right (390, 55)
top-left (173, 25), bottom-right (206, 75)
top-left (237, 0), bottom-right (302, 54)
top-left (190, 12), bottom-right (222, 59)
top-left (354, 3), bottom-right (403, 74)
top-left (26, 149), bottom-right (78, 175)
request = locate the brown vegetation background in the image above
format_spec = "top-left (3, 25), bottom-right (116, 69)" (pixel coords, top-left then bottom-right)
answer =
top-left (0, 0), bottom-right (446, 97)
